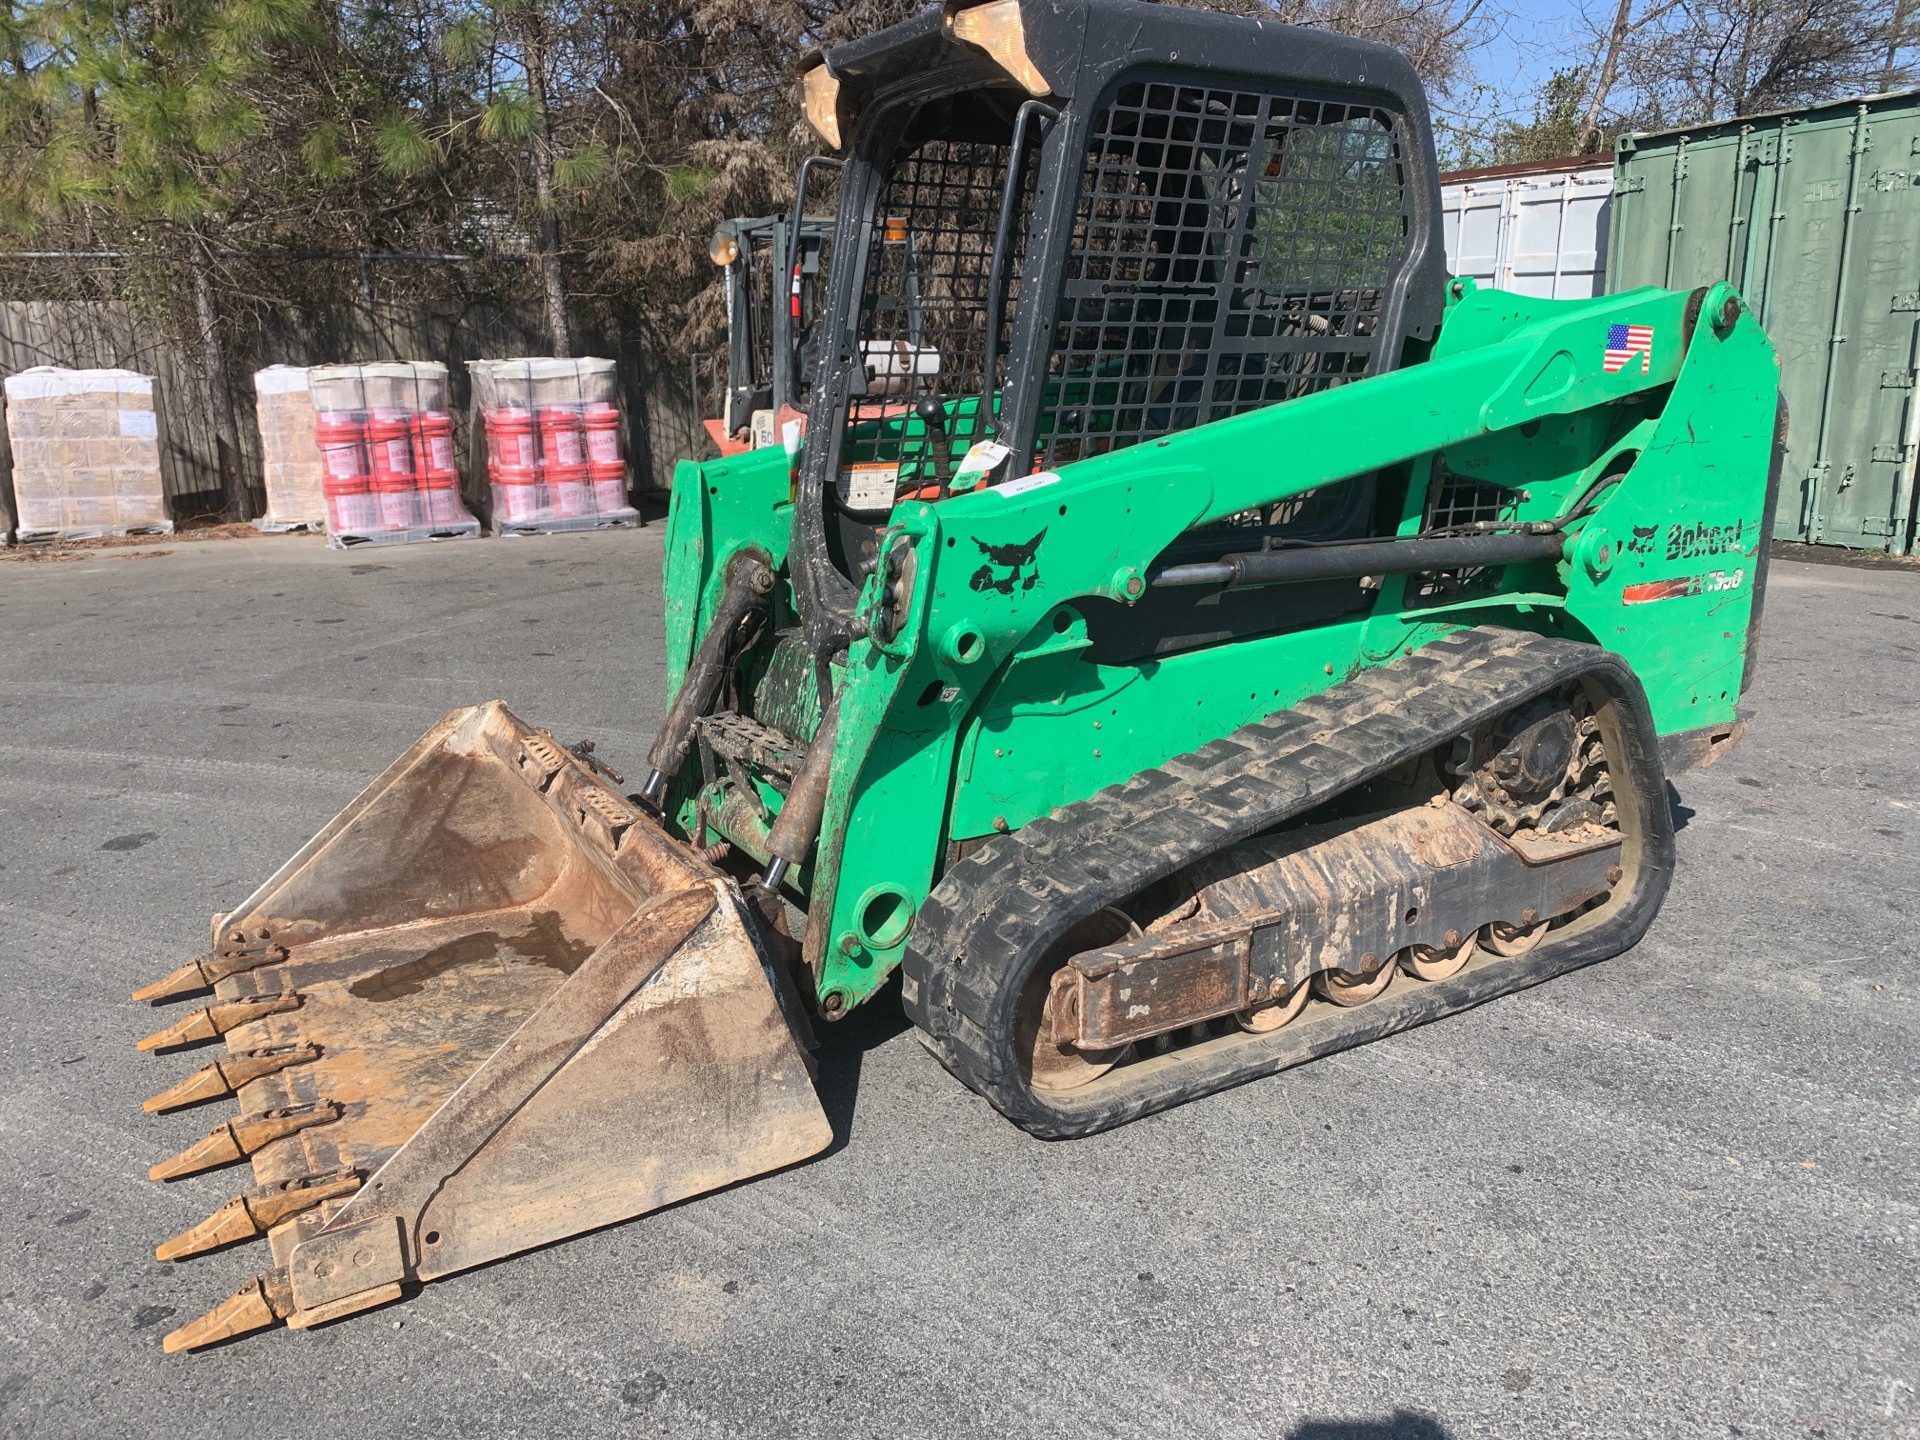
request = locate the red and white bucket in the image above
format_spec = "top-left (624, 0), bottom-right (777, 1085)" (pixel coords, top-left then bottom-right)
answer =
top-left (411, 411), bottom-right (456, 476)
top-left (545, 461), bottom-right (591, 519)
top-left (492, 465), bottom-right (543, 524)
top-left (315, 412), bottom-right (375, 531)
top-left (367, 408), bottom-right (416, 489)
top-left (373, 475), bottom-right (418, 529)
top-left (588, 462), bottom-right (625, 514)
top-left (316, 412), bottom-right (368, 480)
top-left (322, 475), bottom-right (375, 533)
top-left (419, 475), bottom-right (464, 525)
top-left (538, 408), bottom-right (587, 468)
top-left (485, 408), bottom-right (539, 471)
top-left (583, 403), bottom-right (621, 465)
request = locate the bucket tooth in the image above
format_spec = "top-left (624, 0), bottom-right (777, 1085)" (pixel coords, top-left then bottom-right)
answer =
top-left (141, 1065), bottom-right (231, 1114)
top-left (132, 957), bottom-right (219, 1005)
top-left (133, 948), bottom-right (288, 1004)
top-left (135, 993), bottom-right (302, 1052)
top-left (142, 1043), bottom-right (320, 1113)
top-left (156, 1170), bottom-right (361, 1261)
top-left (155, 1195), bottom-right (261, 1260)
top-left (149, 1125), bottom-right (244, 1181)
top-left (149, 1101), bottom-right (341, 1182)
top-left (162, 1269), bottom-right (293, 1354)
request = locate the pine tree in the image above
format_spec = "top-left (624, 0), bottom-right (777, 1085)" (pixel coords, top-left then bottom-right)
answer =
top-left (1, 0), bottom-right (317, 517)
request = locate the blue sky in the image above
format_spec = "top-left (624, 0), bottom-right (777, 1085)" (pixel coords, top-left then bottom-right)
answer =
top-left (1458, 0), bottom-right (1594, 126)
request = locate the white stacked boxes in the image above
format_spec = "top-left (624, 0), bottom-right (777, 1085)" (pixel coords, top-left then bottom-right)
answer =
top-left (253, 366), bottom-right (328, 532)
top-left (4, 367), bottom-right (171, 541)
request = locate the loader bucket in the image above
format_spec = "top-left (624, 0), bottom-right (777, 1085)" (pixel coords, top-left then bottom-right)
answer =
top-left (135, 701), bottom-right (831, 1352)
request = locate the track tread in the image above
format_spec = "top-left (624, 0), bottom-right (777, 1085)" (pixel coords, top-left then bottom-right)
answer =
top-left (901, 626), bottom-right (1676, 1138)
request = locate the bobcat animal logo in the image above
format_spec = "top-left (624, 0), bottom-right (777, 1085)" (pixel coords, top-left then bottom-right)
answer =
top-left (970, 528), bottom-right (1047, 595)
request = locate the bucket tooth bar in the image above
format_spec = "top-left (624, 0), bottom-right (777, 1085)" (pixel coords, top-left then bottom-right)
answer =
top-left (135, 992), bottom-right (303, 1052)
top-left (149, 1102), bottom-right (342, 1182)
top-left (144, 700), bottom-right (833, 1352)
top-left (142, 1044), bottom-right (321, 1113)
top-left (156, 1170), bottom-right (363, 1261)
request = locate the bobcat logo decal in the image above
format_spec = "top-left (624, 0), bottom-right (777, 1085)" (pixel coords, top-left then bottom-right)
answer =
top-left (969, 528), bottom-right (1047, 595)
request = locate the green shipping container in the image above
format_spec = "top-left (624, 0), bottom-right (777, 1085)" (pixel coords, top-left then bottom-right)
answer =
top-left (1611, 91), bottom-right (1920, 551)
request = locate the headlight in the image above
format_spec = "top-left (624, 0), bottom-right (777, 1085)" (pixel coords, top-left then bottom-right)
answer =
top-left (708, 229), bottom-right (740, 267)
top-left (802, 63), bottom-right (850, 150)
top-left (949, 0), bottom-right (1050, 95)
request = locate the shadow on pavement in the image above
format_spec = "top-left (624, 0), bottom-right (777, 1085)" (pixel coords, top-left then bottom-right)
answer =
top-left (811, 970), bottom-right (913, 1157)
top-left (1667, 779), bottom-right (1695, 831)
top-left (1288, 1412), bottom-right (1453, 1440)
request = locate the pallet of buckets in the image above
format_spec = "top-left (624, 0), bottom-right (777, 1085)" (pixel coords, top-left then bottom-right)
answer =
top-left (309, 362), bottom-right (480, 548)
top-left (3, 367), bottom-right (171, 543)
top-left (469, 358), bottom-right (640, 535)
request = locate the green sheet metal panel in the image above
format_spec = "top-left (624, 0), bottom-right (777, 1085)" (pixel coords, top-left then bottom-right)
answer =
top-left (1612, 92), bottom-right (1920, 551)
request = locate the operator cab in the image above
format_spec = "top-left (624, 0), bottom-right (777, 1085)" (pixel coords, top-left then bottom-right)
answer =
top-left (786, 0), bottom-right (1448, 645)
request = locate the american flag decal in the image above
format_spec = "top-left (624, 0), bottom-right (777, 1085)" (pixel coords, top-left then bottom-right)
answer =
top-left (1605, 323), bottom-right (1654, 374)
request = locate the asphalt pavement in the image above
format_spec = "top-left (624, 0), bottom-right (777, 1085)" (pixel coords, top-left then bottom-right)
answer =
top-left (0, 529), bottom-right (1913, 1439)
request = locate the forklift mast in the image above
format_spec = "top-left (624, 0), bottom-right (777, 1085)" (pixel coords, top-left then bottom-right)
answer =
top-left (708, 214), bottom-right (835, 446)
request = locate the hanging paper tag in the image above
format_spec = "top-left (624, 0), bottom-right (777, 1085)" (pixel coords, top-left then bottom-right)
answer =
top-left (953, 440), bottom-right (1011, 485)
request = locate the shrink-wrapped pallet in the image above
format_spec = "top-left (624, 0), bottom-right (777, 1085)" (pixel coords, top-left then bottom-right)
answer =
top-left (468, 357), bottom-right (639, 534)
top-left (253, 366), bottom-right (327, 532)
top-left (305, 361), bottom-right (477, 548)
top-left (4, 367), bottom-right (171, 541)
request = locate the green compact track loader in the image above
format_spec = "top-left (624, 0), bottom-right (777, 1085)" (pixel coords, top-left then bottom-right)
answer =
top-left (136, 0), bottom-right (1784, 1351)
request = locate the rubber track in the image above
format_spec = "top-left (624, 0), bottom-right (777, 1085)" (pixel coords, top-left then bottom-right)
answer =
top-left (901, 626), bottom-right (1676, 1139)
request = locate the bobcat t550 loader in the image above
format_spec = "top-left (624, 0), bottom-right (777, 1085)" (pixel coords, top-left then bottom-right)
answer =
top-left (135, 0), bottom-right (1783, 1351)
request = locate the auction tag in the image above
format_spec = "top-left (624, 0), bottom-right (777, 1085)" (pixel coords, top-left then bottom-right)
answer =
top-left (119, 410), bottom-right (158, 439)
top-left (997, 470), bottom-right (1061, 497)
top-left (841, 462), bottom-right (899, 510)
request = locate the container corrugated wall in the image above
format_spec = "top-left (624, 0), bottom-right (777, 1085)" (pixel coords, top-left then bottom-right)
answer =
top-left (1611, 91), bottom-right (1920, 551)
top-left (1440, 160), bottom-right (1614, 301)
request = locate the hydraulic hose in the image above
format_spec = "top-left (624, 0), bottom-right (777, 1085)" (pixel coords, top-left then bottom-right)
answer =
top-left (639, 553), bottom-right (774, 803)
